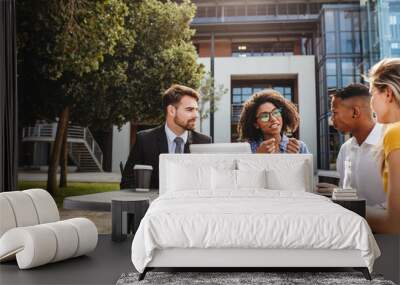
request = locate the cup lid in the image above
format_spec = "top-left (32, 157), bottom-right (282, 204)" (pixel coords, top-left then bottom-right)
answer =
top-left (134, 164), bottom-right (153, 170)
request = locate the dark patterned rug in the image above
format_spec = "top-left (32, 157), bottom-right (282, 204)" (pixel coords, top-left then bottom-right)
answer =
top-left (116, 271), bottom-right (396, 285)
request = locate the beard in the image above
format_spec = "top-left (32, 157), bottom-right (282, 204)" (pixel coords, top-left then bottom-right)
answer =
top-left (174, 116), bottom-right (196, 131)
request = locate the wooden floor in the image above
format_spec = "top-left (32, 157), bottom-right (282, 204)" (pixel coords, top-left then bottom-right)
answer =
top-left (0, 235), bottom-right (134, 285)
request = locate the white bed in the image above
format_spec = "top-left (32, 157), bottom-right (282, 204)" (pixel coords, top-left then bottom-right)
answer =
top-left (131, 154), bottom-right (380, 280)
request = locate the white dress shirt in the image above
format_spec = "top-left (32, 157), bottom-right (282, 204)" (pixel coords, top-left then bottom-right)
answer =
top-left (164, 124), bottom-right (188, 154)
top-left (336, 123), bottom-right (386, 207)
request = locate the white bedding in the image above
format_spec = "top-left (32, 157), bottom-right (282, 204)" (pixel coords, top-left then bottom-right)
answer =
top-left (131, 190), bottom-right (380, 273)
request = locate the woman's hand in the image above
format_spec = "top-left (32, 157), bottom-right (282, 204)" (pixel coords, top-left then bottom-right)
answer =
top-left (256, 138), bottom-right (276, 153)
top-left (286, 138), bottom-right (300, 153)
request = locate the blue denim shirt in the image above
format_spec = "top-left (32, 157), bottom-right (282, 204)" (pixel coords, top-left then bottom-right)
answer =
top-left (249, 134), bottom-right (310, 154)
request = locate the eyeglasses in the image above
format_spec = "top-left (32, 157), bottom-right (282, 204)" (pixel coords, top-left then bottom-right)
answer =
top-left (256, 108), bottom-right (283, 122)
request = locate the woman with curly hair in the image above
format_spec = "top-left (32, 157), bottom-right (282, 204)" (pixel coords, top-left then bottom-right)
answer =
top-left (237, 89), bottom-right (309, 154)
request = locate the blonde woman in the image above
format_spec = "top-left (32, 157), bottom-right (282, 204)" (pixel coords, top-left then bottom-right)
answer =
top-left (368, 58), bottom-right (400, 234)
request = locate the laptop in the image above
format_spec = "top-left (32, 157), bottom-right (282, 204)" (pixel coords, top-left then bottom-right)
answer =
top-left (189, 142), bottom-right (252, 154)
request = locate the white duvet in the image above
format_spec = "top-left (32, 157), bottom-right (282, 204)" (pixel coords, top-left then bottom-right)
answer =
top-left (131, 190), bottom-right (380, 273)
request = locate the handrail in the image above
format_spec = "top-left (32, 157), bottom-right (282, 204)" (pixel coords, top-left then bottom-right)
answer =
top-left (83, 128), bottom-right (103, 165)
top-left (22, 123), bottom-right (103, 171)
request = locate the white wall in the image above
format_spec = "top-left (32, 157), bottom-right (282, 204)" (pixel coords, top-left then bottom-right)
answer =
top-left (111, 56), bottom-right (318, 172)
top-left (197, 59), bottom-right (211, 136)
top-left (112, 123), bottom-right (130, 173)
top-left (198, 56), bottom-right (318, 167)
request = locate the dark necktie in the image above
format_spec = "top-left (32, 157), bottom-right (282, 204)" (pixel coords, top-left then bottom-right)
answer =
top-left (174, 137), bottom-right (184, 153)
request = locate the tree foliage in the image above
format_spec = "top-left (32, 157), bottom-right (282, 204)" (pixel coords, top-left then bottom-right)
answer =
top-left (17, 0), bottom-right (204, 195)
top-left (17, 0), bottom-right (131, 126)
top-left (79, 0), bottom-right (204, 128)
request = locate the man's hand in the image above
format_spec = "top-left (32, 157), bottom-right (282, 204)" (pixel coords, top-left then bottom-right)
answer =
top-left (286, 138), bottom-right (300, 153)
top-left (256, 138), bottom-right (276, 153)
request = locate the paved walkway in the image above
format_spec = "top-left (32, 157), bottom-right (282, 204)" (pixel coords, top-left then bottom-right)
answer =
top-left (18, 172), bottom-right (121, 183)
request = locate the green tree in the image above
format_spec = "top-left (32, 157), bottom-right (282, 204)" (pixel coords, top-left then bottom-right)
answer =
top-left (17, 0), bottom-right (203, 196)
top-left (71, 0), bottom-right (204, 128)
top-left (17, 0), bottom-right (130, 195)
top-left (198, 72), bottom-right (227, 132)
top-left (119, 0), bottom-right (204, 124)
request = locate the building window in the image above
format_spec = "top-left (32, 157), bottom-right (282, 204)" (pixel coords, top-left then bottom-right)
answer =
top-left (225, 6), bottom-right (235, 17)
top-left (196, 7), bottom-right (207, 18)
top-left (341, 58), bottom-right (361, 85)
top-left (326, 59), bottom-right (337, 75)
top-left (232, 41), bottom-right (297, 57)
top-left (298, 3), bottom-right (306, 15)
top-left (339, 32), bottom-right (352, 53)
top-left (325, 11), bottom-right (335, 32)
top-left (288, 4), bottom-right (298, 15)
top-left (274, 87), bottom-right (293, 101)
top-left (247, 5), bottom-right (257, 16)
top-left (318, 6), bottom-right (364, 169)
top-left (236, 5), bottom-right (246, 16)
top-left (266, 4), bottom-right (276, 16)
top-left (309, 3), bottom-right (321, 14)
top-left (278, 4), bottom-right (287, 15)
top-left (207, 7), bottom-right (216, 17)
top-left (339, 11), bottom-right (353, 31)
top-left (390, 15), bottom-right (397, 25)
top-left (257, 4), bottom-right (267, 16)
top-left (325, 32), bottom-right (336, 54)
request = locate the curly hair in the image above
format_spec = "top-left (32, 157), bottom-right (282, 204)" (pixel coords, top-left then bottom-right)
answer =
top-left (237, 89), bottom-right (300, 141)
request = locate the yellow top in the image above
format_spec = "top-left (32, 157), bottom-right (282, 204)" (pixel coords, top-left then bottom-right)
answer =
top-left (383, 121), bottom-right (400, 193)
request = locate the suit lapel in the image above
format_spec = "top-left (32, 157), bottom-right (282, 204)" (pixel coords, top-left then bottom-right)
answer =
top-left (156, 125), bottom-right (169, 154)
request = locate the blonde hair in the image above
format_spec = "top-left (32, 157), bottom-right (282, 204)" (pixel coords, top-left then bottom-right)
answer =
top-left (368, 58), bottom-right (400, 171)
top-left (369, 58), bottom-right (400, 106)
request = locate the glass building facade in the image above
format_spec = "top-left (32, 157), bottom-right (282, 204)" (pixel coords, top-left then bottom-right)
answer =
top-left (316, 4), bottom-right (364, 169)
top-left (191, 0), bottom-right (400, 170)
top-left (361, 0), bottom-right (400, 69)
top-left (318, 0), bottom-right (400, 170)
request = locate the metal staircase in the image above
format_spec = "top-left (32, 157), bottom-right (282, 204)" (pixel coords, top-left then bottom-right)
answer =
top-left (22, 123), bottom-right (103, 172)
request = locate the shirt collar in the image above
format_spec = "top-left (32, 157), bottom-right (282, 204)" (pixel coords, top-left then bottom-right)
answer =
top-left (280, 134), bottom-right (289, 144)
top-left (165, 123), bottom-right (188, 144)
top-left (279, 134), bottom-right (289, 152)
top-left (364, 123), bottom-right (383, 145)
top-left (349, 123), bottom-right (382, 147)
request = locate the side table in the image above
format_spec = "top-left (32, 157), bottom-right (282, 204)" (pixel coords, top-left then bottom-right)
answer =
top-left (112, 197), bottom-right (150, 242)
top-left (332, 199), bottom-right (366, 218)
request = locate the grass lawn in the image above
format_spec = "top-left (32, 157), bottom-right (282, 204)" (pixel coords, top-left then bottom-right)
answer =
top-left (18, 181), bottom-right (119, 206)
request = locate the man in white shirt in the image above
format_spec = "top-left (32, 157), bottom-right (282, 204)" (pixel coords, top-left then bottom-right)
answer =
top-left (318, 83), bottom-right (386, 207)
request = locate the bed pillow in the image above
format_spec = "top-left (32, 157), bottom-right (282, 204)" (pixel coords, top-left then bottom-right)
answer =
top-left (167, 162), bottom-right (212, 192)
top-left (236, 169), bottom-right (267, 189)
top-left (266, 162), bottom-right (308, 191)
top-left (211, 168), bottom-right (237, 191)
top-left (237, 158), bottom-right (309, 191)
